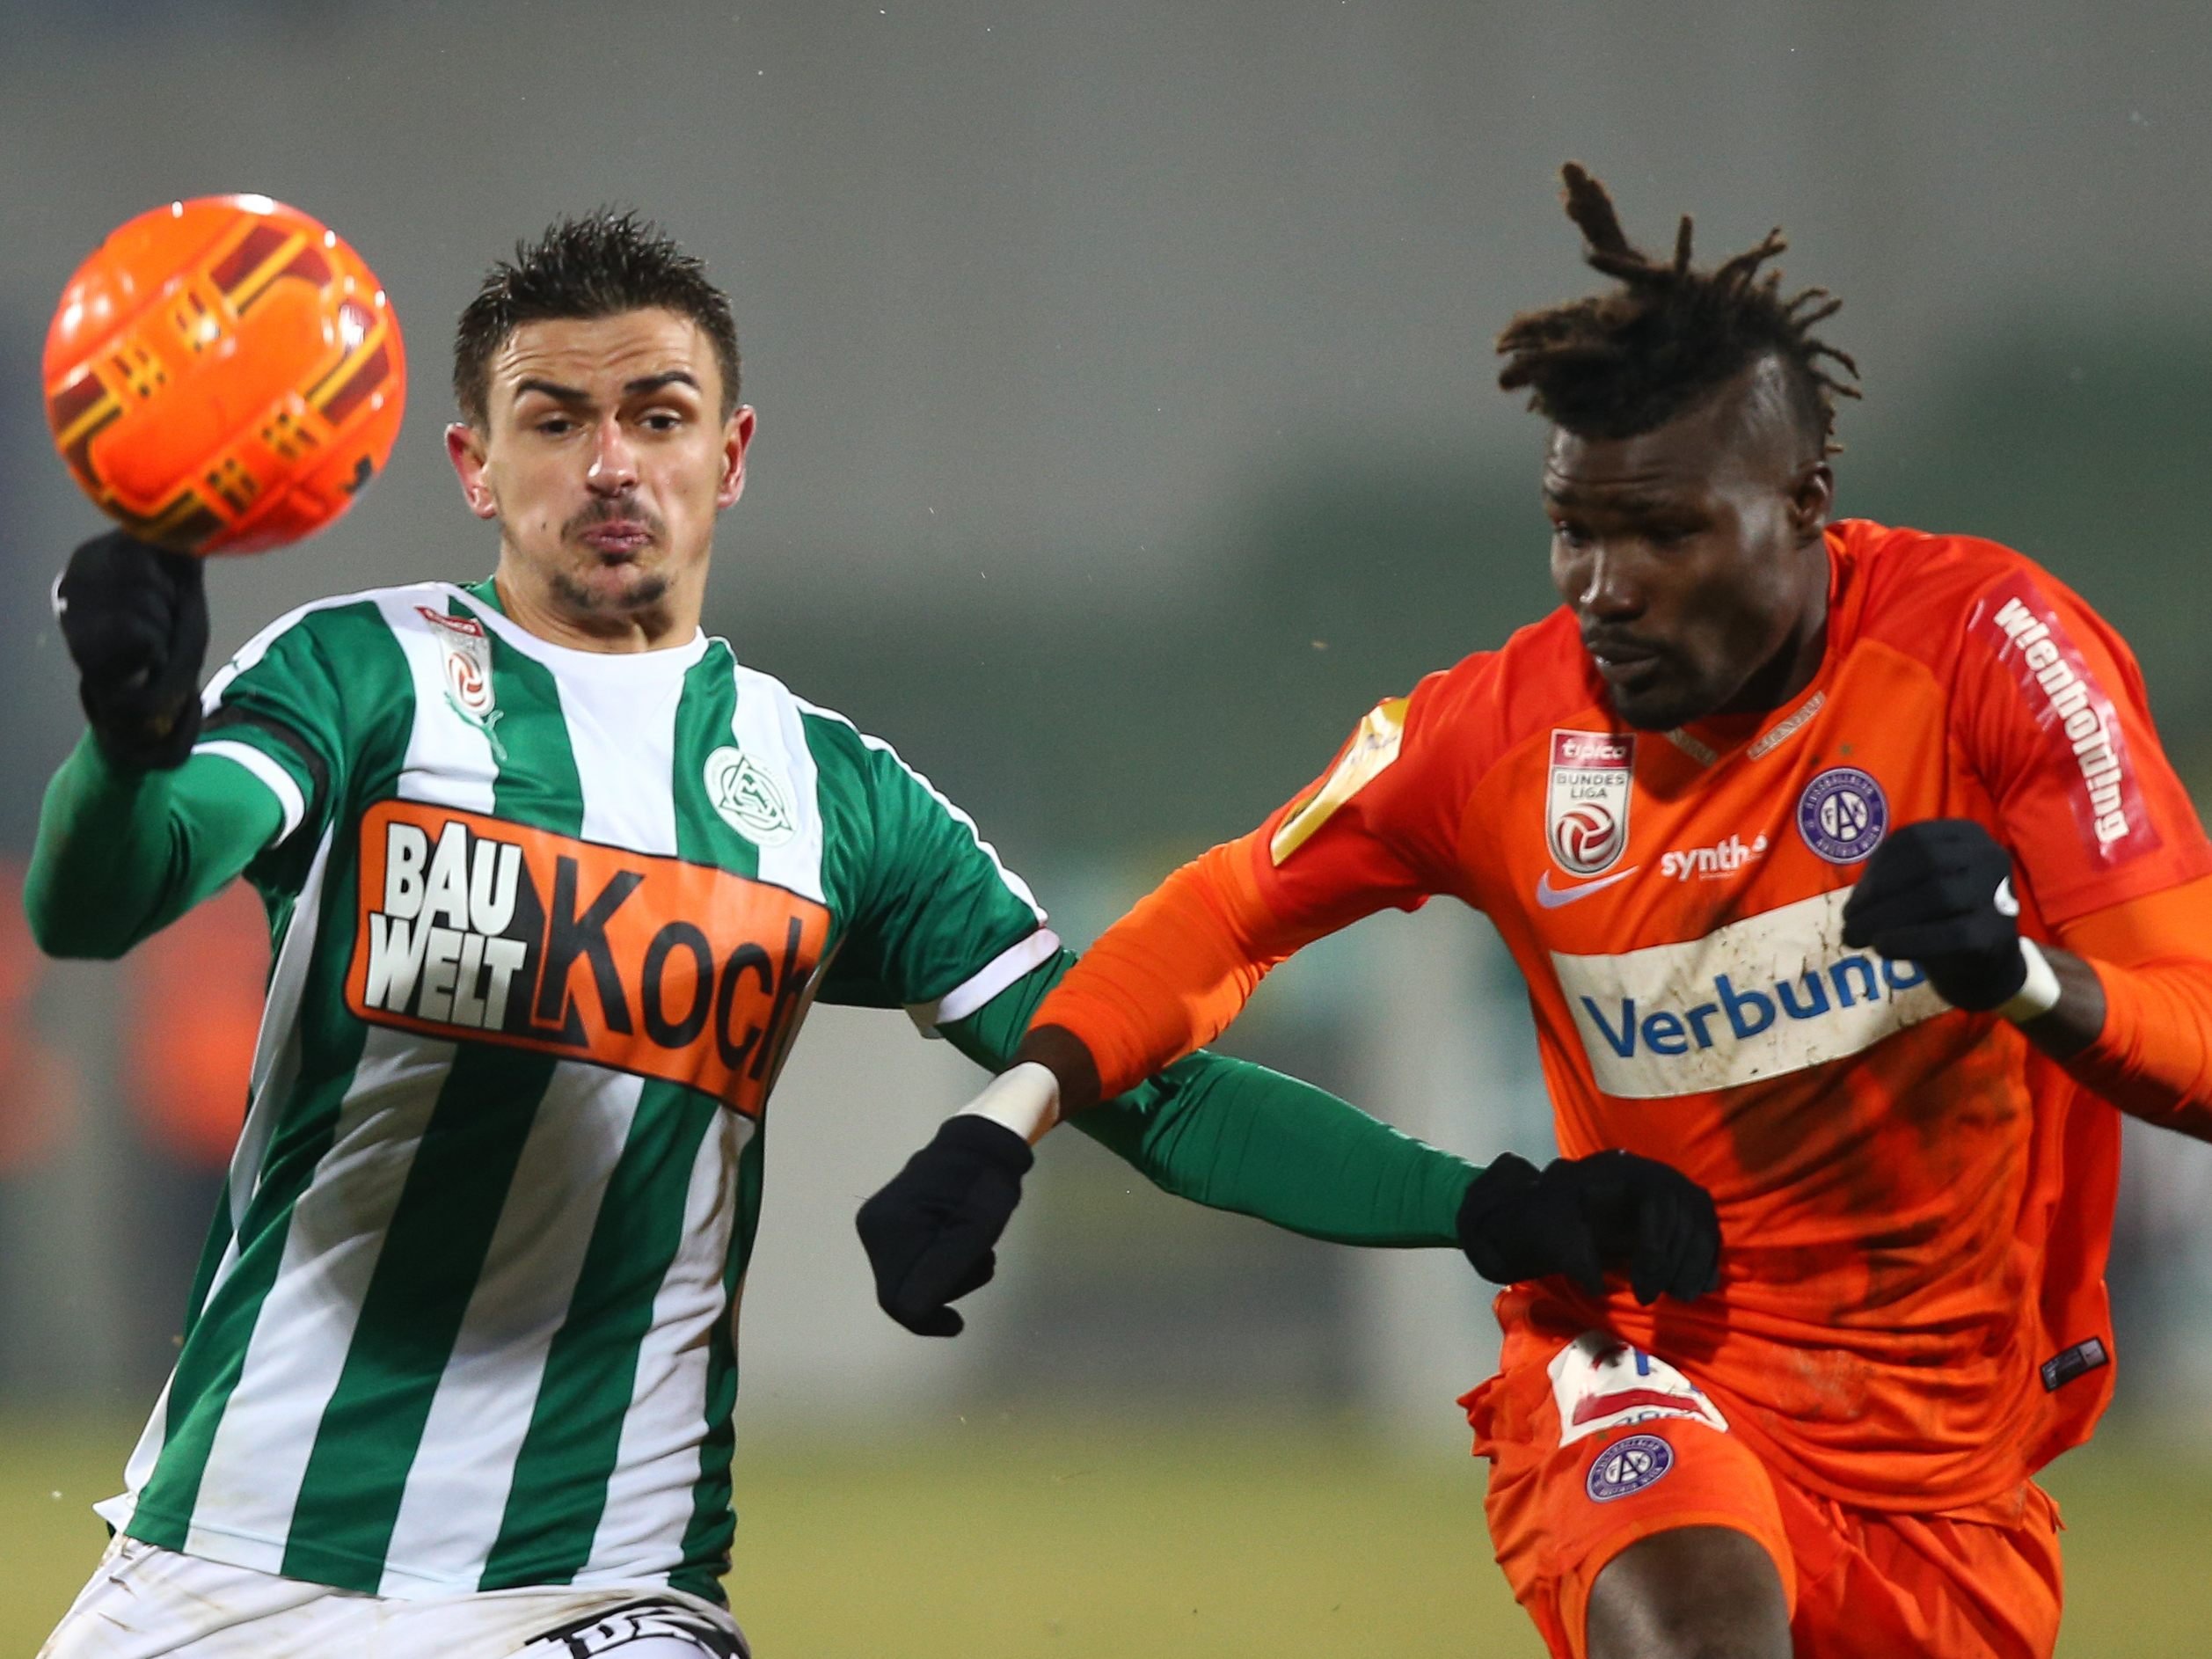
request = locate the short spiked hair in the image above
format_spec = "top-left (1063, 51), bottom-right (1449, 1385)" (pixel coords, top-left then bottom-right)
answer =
top-left (453, 209), bottom-right (741, 427)
top-left (1496, 164), bottom-right (1860, 454)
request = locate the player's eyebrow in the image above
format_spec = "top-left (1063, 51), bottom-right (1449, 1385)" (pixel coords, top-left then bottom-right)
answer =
top-left (1543, 477), bottom-right (1692, 512)
top-left (622, 369), bottom-right (700, 398)
top-left (512, 376), bottom-right (589, 406)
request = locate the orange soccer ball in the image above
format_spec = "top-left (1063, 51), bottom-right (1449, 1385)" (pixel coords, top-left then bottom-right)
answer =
top-left (43, 194), bottom-right (405, 555)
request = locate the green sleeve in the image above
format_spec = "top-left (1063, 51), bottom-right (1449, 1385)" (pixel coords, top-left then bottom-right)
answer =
top-left (816, 723), bottom-right (1052, 1014)
top-left (25, 734), bottom-right (286, 960)
top-left (941, 949), bottom-right (1478, 1248)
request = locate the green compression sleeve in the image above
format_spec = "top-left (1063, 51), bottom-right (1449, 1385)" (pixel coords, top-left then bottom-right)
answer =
top-left (25, 733), bottom-right (285, 960)
top-left (939, 947), bottom-right (1478, 1248)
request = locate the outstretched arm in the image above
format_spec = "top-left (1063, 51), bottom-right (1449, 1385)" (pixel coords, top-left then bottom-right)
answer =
top-left (862, 942), bottom-right (1721, 1334)
top-left (944, 947), bottom-right (1477, 1248)
top-left (25, 734), bottom-right (283, 959)
top-left (850, 682), bottom-right (1720, 1335)
top-left (28, 532), bottom-right (291, 958)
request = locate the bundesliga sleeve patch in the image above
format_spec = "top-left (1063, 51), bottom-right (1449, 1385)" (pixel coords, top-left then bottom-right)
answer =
top-left (1975, 576), bottom-right (2160, 866)
top-left (347, 800), bottom-right (831, 1115)
top-left (1269, 696), bottom-right (1409, 866)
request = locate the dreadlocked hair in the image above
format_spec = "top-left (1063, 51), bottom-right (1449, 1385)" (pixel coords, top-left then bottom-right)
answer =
top-left (1496, 163), bottom-right (1860, 454)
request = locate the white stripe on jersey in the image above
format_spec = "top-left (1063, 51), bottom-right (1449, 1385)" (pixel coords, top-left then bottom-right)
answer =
top-left (376, 1069), bottom-right (648, 1594)
top-left (98, 817), bottom-right (339, 1538)
top-left (379, 590), bottom-right (505, 810)
top-left (231, 824), bottom-right (339, 1231)
top-left (180, 1027), bottom-right (458, 1568)
top-left (193, 740), bottom-right (308, 842)
top-left (577, 1109), bottom-right (753, 1586)
top-left (731, 665), bottom-right (828, 903)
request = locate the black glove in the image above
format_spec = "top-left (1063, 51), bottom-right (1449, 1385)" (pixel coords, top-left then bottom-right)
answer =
top-left (1457, 1149), bottom-right (1721, 1305)
top-left (857, 1115), bottom-right (1034, 1336)
top-left (1839, 819), bottom-right (2025, 1012)
top-left (53, 529), bottom-right (210, 771)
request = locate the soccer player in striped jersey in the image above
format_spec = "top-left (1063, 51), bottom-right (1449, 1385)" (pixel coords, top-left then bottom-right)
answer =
top-left (859, 168), bottom-right (2212, 1658)
top-left (26, 211), bottom-right (1562, 1658)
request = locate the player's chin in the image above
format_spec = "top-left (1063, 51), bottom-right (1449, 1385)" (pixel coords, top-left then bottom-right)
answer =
top-left (561, 557), bottom-right (669, 613)
top-left (1605, 675), bottom-right (1708, 732)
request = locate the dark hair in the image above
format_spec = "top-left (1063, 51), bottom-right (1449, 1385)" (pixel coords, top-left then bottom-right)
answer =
top-left (452, 208), bottom-right (741, 427)
top-left (1496, 164), bottom-right (1859, 454)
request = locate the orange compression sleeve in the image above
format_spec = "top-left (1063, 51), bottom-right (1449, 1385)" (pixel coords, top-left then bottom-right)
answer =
top-left (1034, 834), bottom-right (1342, 1100)
top-left (2057, 874), bottom-right (2212, 1139)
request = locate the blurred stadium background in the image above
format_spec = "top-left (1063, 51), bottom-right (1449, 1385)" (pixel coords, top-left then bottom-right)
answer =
top-left (9, 2), bottom-right (2212, 1651)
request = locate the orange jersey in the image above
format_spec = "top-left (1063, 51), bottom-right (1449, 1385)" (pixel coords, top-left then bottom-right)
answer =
top-left (1040, 518), bottom-right (2212, 1509)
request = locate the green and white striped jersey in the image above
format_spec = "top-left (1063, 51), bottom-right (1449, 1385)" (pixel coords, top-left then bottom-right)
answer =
top-left (99, 578), bottom-right (1058, 1603)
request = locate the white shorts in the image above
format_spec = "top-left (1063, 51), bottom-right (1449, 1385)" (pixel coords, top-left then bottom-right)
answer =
top-left (40, 1536), bottom-right (749, 1659)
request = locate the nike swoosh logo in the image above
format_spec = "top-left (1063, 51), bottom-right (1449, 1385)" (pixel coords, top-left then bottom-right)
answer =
top-left (1536, 866), bottom-right (1639, 909)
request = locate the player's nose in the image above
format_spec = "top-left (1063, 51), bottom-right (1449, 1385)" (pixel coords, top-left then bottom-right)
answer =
top-left (1574, 545), bottom-right (1646, 619)
top-left (583, 415), bottom-right (639, 493)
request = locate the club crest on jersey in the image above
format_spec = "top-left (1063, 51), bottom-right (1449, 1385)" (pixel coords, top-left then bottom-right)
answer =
top-left (704, 746), bottom-right (797, 846)
top-left (1797, 766), bottom-right (1887, 864)
top-left (419, 607), bottom-right (507, 761)
top-left (1547, 730), bottom-right (1635, 875)
top-left (1586, 1433), bottom-right (1674, 1502)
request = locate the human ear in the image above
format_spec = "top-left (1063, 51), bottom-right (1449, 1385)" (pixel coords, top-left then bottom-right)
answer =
top-left (446, 422), bottom-right (499, 521)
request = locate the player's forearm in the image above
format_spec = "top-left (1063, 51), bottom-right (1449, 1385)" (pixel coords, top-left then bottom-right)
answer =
top-left (1071, 1050), bottom-right (1478, 1247)
top-left (25, 733), bottom-right (277, 959)
top-left (2014, 946), bottom-right (2105, 1060)
top-left (1026, 847), bottom-right (1290, 1102)
top-left (2056, 954), bottom-right (2212, 1139)
top-left (945, 951), bottom-right (1477, 1246)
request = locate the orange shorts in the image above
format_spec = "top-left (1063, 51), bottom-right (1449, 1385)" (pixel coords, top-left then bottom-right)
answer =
top-left (1463, 1326), bottom-right (2063, 1659)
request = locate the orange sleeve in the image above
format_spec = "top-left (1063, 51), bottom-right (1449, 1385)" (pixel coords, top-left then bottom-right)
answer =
top-left (2056, 873), bottom-right (2212, 1139)
top-left (1029, 835), bottom-right (1348, 1100)
top-left (1951, 567), bottom-right (2212, 922)
top-left (1035, 668), bottom-right (1489, 1098)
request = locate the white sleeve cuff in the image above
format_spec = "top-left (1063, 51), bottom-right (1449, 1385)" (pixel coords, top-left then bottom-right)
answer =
top-left (905, 928), bottom-right (1062, 1034)
top-left (1999, 938), bottom-right (2064, 1024)
top-left (193, 739), bottom-right (307, 844)
top-left (955, 1061), bottom-right (1062, 1144)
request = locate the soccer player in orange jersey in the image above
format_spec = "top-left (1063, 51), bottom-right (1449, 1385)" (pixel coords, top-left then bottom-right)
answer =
top-left (856, 165), bottom-right (2212, 1659)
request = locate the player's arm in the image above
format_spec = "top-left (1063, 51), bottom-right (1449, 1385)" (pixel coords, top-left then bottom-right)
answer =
top-left (958, 947), bottom-right (1478, 1238)
top-left (1843, 568), bottom-right (2212, 1119)
top-left (26, 734), bottom-right (283, 959)
top-left (816, 722), bottom-right (1471, 1323)
top-left (850, 687), bottom-right (1722, 1334)
top-left (2043, 878), bottom-right (2212, 1136)
top-left (1026, 694), bottom-right (1445, 1115)
top-left (26, 531), bottom-right (336, 959)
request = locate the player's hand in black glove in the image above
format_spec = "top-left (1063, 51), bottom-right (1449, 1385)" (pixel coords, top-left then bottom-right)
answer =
top-left (53, 529), bottom-right (210, 771)
top-left (1840, 819), bottom-right (2027, 1012)
top-left (1456, 1149), bottom-right (1721, 1305)
top-left (857, 1115), bottom-right (1034, 1336)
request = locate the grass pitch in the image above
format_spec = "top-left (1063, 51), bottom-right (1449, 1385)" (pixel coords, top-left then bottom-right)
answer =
top-left (4, 1410), bottom-right (2201, 1655)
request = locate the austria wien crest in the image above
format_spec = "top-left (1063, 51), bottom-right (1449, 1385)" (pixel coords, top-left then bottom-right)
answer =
top-left (1546, 729), bottom-right (1634, 874)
